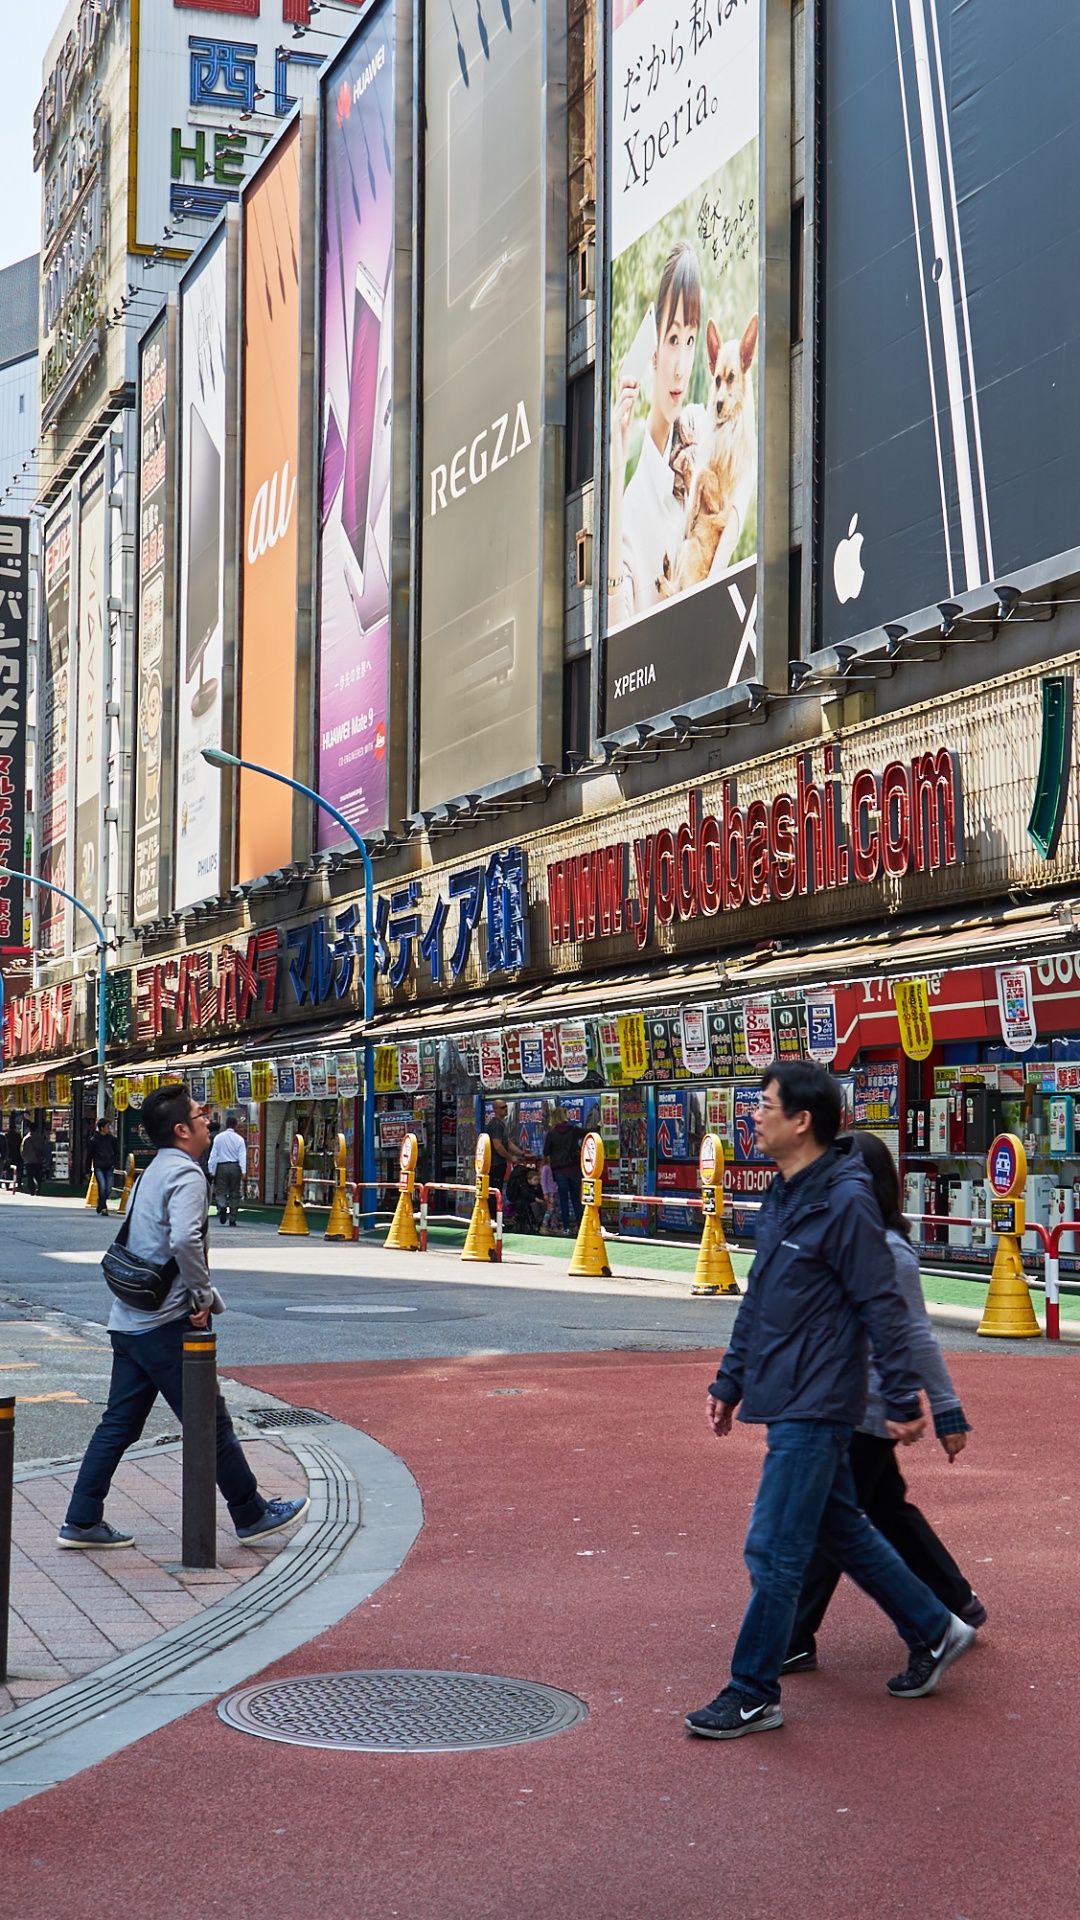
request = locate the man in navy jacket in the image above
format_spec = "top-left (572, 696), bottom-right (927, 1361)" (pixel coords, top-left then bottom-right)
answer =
top-left (685, 1061), bottom-right (976, 1740)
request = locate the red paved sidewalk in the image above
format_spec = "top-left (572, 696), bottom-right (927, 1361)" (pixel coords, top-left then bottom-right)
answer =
top-left (2, 1348), bottom-right (1078, 1920)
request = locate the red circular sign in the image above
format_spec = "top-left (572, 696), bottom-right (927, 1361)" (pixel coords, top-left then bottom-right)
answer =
top-left (581, 1132), bottom-right (599, 1177)
top-left (987, 1134), bottom-right (1020, 1198)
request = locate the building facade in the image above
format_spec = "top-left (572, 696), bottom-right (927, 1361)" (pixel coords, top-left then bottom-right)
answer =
top-left (10, 0), bottom-right (1080, 1267)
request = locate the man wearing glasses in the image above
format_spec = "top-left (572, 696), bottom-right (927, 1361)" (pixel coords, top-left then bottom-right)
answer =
top-left (58, 1085), bottom-right (308, 1551)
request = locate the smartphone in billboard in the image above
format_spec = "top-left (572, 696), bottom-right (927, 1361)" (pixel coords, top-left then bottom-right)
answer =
top-left (341, 262), bottom-right (384, 579)
top-left (185, 404), bottom-right (221, 716)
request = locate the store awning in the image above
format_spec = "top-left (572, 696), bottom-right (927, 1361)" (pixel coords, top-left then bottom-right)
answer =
top-left (0, 1053), bottom-right (85, 1090)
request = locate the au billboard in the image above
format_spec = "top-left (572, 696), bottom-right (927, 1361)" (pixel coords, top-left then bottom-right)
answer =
top-left (175, 226), bottom-right (229, 909)
top-left (75, 458), bottom-right (106, 926)
top-left (820, 0), bottom-right (1080, 645)
top-left (40, 506), bottom-right (72, 952)
top-left (240, 120), bottom-right (303, 880)
top-left (317, 10), bottom-right (394, 840)
top-left (418, 0), bottom-right (564, 807)
top-left (603, 0), bottom-right (760, 731)
top-left (135, 309), bottom-right (174, 924)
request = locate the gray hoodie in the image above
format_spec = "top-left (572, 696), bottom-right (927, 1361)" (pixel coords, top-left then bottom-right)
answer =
top-left (107, 1147), bottom-right (214, 1335)
top-left (861, 1229), bottom-right (965, 1439)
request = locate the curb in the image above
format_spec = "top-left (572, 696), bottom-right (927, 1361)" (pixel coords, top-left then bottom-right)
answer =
top-left (0, 1418), bottom-right (423, 1813)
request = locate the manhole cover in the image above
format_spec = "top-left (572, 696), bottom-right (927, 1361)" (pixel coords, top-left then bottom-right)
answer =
top-left (216, 1670), bottom-right (588, 1751)
top-left (243, 1407), bottom-right (333, 1430)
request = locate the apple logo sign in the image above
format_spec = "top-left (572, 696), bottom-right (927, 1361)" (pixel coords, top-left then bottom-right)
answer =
top-left (833, 513), bottom-right (865, 605)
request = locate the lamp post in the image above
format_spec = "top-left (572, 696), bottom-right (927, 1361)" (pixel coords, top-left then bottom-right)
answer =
top-left (200, 748), bottom-right (378, 1229)
top-left (0, 867), bottom-right (108, 1120)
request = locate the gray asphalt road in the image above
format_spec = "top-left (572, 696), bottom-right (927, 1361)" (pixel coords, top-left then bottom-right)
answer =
top-left (0, 1192), bottom-right (1074, 1463)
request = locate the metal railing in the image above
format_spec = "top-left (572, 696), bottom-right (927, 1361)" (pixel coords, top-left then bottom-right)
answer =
top-left (417, 1182), bottom-right (503, 1262)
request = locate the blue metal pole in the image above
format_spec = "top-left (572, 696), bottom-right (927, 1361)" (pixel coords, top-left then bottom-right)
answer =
top-left (201, 750), bottom-right (378, 1231)
top-left (0, 866), bottom-right (107, 1120)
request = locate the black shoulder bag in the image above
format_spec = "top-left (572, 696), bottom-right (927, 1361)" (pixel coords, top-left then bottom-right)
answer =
top-left (101, 1177), bottom-right (179, 1311)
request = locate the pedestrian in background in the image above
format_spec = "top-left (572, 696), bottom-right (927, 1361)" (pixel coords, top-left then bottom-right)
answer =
top-left (4, 1120), bottom-right (21, 1193)
top-left (89, 1117), bottom-right (121, 1215)
top-left (542, 1107), bottom-right (584, 1231)
top-left (784, 1129), bottom-right (985, 1674)
top-left (20, 1122), bottom-right (48, 1196)
top-left (58, 1085), bottom-right (307, 1550)
top-left (685, 1061), bottom-right (975, 1742)
top-left (208, 1114), bottom-right (246, 1227)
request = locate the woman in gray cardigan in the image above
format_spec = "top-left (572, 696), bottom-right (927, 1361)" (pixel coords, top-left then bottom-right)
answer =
top-left (785, 1128), bottom-right (985, 1672)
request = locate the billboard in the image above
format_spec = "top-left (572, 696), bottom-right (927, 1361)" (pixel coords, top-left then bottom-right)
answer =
top-left (819, 0), bottom-right (1080, 646)
top-left (40, 506), bottom-right (72, 953)
top-left (134, 309), bottom-right (174, 924)
top-left (240, 120), bottom-right (302, 879)
top-left (603, 0), bottom-right (760, 732)
top-left (418, 0), bottom-right (563, 807)
top-left (74, 458), bottom-right (106, 926)
top-left (175, 227), bottom-right (228, 909)
top-left (317, 10), bottom-right (394, 841)
top-left (0, 519), bottom-right (30, 948)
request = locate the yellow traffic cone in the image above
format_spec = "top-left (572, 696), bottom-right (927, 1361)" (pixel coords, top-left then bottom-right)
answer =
top-left (568, 1205), bottom-right (611, 1278)
top-left (978, 1231), bottom-right (1040, 1337)
top-left (277, 1183), bottom-right (309, 1236)
top-left (117, 1155), bottom-right (136, 1215)
top-left (461, 1191), bottom-right (496, 1262)
top-left (384, 1187), bottom-right (419, 1250)
top-left (691, 1211), bottom-right (740, 1295)
top-left (325, 1184), bottom-right (355, 1241)
top-left (85, 1170), bottom-right (99, 1210)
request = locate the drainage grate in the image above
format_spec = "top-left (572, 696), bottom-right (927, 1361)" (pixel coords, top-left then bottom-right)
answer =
top-left (216, 1670), bottom-right (588, 1752)
top-left (242, 1407), bottom-right (333, 1430)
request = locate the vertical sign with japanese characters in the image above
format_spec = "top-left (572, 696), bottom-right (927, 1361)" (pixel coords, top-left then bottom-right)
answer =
top-left (604, 0), bottom-right (760, 730)
top-left (40, 506), bottom-right (72, 953)
top-left (135, 312), bottom-right (173, 924)
top-left (0, 520), bottom-right (29, 948)
top-left (75, 458), bottom-right (106, 927)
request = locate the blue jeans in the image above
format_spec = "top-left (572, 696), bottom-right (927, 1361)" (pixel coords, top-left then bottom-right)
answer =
top-left (729, 1419), bottom-right (952, 1705)
top-left (554, 1169), bottom-right (583, 1230)
top-left (65, 1316), bottom-right (265, 1531)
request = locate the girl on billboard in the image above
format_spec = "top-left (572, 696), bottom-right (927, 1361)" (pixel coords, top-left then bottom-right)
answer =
top-left (607, 241), bottom-right (702, 629)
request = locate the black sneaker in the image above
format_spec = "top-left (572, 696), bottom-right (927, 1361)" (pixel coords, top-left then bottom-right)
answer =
top-left (57, 1521), bottom-right (135, 1550)
top-left (886, 1615), bottom-right (976, 1698)
top-left (959, 1593), bottom-right (987, 1630)
top-left (236, 1496), bottom-right (310, 1544)
top-left (782, 1641), bottom-right (818, 1673)
top-left (685, 1687), bottom-right (784, 1740)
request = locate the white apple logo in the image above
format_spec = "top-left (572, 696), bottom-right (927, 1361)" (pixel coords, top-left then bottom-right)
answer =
top-left (833, 513), bottom-right (865, 604)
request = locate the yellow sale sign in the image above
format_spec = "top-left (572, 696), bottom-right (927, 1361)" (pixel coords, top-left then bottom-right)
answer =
top-left (895, 979), bottom-right (933, 1061)
top-left (617, 1013), bottom-right (648, 1080)
top-left (374, 1046), bottom-right (398, 1094)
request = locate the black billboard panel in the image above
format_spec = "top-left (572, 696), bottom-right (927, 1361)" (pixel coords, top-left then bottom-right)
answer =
top-left (819, 0), bottom-right (1080, 647)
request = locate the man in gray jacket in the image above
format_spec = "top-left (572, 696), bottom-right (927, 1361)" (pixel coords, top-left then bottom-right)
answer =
top-left (58, 1085), bottom-right (308, 1550)
top-left (685, 1061), bottom-right (975, 1741)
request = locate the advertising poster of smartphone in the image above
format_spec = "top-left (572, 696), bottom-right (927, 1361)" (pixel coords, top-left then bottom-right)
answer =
top-left (604, 0), bottom-right (760, 731)
top-left (318, 3), bottom-right (394, 842)
top-left (820, 0), bottom-right (1080, 648)
top-left (175, 227), bottom-right (226, 908)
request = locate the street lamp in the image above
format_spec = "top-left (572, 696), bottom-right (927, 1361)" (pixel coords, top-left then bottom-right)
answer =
top-left (0, 866), bottom-right (109, 1120)
top-left (200, 747), bottom-right (377, 1229)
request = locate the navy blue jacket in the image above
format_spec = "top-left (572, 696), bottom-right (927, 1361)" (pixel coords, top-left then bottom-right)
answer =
top-left (710, 1141), bottom-right (922, 1427)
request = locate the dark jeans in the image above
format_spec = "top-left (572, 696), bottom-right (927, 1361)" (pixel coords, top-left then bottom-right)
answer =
top-left (214, 1162), bottom-right (242, 1224)
top-left (790, 1430), bottom-right (972, 1649)
top-left (554, 1168), bottom-right (583, 1230)
top-left (65, 1316), bottom-right (265, 1531)
top-left (24, 1162), bottom-right (43, 1195)
top-left (93, 1168), bottom-right (113, 1211)
top-left (729, 1419), bottom-right (952, 1706)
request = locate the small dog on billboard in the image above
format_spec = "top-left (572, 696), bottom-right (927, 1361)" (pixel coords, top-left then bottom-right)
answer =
top-left (658, 312), bottom-right (758, 596)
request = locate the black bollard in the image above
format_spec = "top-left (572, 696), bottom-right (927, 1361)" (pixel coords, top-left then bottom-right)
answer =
top-left (0, 1396), bottom-right (13, 1683)
top-left (181, 1333), bottom-right (218, 1569)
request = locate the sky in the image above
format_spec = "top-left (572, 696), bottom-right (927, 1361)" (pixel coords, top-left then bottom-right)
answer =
top-left (2, 12), bottom-right (61, 270)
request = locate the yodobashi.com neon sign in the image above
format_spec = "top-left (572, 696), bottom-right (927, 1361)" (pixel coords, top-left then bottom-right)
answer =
top-left (547, 744), bottom-right (964, 951)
